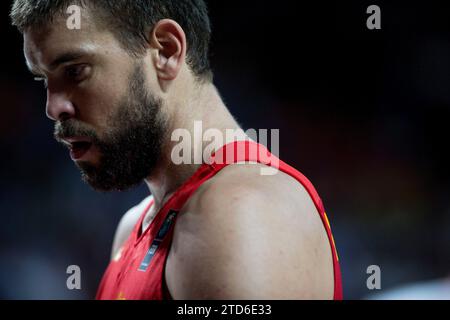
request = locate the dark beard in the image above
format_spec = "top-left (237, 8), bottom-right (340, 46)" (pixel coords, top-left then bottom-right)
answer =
top-left (55, 62), bottom-right (167, 192)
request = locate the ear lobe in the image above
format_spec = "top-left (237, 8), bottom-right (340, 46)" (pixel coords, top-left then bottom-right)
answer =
top-left (150, 19), bottom-right (187, 81)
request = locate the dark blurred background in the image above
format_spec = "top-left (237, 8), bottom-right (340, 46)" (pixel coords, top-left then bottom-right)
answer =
top-left (1, 0), bottom-right (449, 299)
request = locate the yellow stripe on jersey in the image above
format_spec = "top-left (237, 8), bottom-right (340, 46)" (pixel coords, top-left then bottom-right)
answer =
top-left (323, 212), bottom-right (339, 262)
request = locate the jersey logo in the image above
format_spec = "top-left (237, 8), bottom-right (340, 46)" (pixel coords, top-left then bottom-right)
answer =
top-left (138, 210), bottom-right (178, 272)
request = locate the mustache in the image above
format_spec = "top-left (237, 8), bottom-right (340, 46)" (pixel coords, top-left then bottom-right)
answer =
top-left (54, 120), bottom-right (99, 143)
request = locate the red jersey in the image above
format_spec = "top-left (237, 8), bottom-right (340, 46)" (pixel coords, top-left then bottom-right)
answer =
top-left (96, 141), bottom-right (343, 300)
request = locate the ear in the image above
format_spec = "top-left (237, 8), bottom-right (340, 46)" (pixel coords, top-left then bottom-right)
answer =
top-left (150, 19), bottom-right (187, 82)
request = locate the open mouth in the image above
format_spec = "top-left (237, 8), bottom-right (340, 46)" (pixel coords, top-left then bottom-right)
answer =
top-left (69, 141), bottom-right (93, 161)
top-left (61, 138), bottom-right (92, 161)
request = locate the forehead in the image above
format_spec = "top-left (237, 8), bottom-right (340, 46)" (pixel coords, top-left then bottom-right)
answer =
top-left (23, 8), bottom-right (120, 73)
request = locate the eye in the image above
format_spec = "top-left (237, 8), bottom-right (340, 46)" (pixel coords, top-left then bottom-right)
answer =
top-left (34, 77), bottom-right (48, 89)
top-left (65, 64), bottom-right (90, 82)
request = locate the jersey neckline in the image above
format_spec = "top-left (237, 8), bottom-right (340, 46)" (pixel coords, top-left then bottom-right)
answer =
top-left (132, 140), bottom-right (259, 246)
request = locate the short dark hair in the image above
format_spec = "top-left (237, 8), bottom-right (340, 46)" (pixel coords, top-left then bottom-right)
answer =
top-left (10, 0), bottom-right (212, 81)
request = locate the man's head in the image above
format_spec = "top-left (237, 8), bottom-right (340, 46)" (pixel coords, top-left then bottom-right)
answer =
top-left (10, 0), bottom-right (212, 191)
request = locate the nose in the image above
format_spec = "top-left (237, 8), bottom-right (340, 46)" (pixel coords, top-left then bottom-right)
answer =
top-left (46, 90), bottom-right (76, 121)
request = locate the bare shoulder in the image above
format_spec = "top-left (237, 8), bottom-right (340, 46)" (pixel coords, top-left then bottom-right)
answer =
top-left (166, 163), bottom-right (334, 299)
top-left (110, 195), bottom-right (153, 261)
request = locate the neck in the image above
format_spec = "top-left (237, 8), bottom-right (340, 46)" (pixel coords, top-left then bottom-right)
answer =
top-left (144, 82), bottom-right (243, 212)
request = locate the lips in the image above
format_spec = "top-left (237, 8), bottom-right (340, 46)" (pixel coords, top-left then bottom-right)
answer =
top-left (70, 141), bottom-right (93, 160)
top-left (60, 137), bottom-right (93, 161)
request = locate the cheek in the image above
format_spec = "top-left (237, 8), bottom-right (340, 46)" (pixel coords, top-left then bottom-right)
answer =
top-left (74, 83), bottom-right (124, 131)
top-left (75, 53), bottom-right (133, 131)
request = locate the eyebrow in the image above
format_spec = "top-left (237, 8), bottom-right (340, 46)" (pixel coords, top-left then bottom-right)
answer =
top-left (49, 51), bottom-right (86, 70)
top-left (27, 50), bottom-right (89, 76)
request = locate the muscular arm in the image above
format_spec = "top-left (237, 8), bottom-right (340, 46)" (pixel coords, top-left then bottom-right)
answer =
top-left (165, 164), bottom-right (334, 299)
